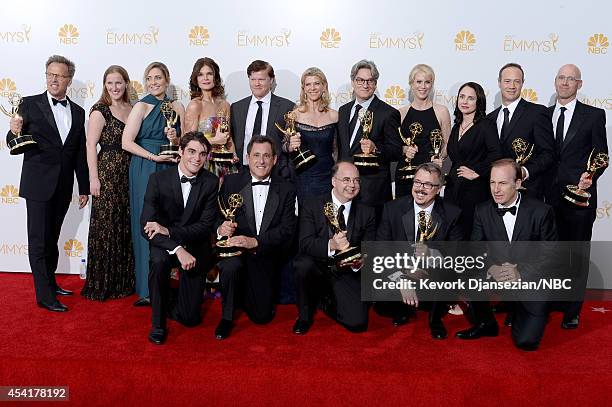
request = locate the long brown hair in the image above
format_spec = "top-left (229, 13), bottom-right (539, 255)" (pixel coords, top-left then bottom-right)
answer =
top-left (189, 57), bottom-right (225, 99)
top-left (97, 65), bottom-right (130, 106)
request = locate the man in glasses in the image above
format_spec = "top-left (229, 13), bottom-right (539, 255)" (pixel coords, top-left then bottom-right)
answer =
top-left (6, 55), bottom-right (89, 312)
top-left (337, 59), bottom-right (402, 222)
top-left (293, 161), bottom-right (376, 334)
top-left (377, 163), bottom-right (464, 338)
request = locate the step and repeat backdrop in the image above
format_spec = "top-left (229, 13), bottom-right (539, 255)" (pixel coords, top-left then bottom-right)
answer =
top-left (0, 0), bottom-right (610, 286)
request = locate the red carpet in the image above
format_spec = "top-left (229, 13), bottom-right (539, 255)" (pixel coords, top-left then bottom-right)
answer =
top-left (0, 273), bottom-right (611, 406)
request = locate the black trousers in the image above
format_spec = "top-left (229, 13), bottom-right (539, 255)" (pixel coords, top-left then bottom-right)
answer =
top-left (218, 254), bottom-right (277, 324)
top-left (25, 191), bottom-right (72, 304)
top-left (294, 254), bottom-right (369, 332)
top-left (148, 247), bottom-right (205, 329)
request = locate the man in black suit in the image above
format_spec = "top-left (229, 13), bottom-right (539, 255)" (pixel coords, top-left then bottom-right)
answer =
top-left (486, 63), bottom-right (555, 200)
top-left (215, 135), bottom-right (297, 339)
top-left (456, 159), bottom-right (558, 351)
top-left (7, 55), bottom-right (89, 312)
top-left (377, 163), bottom-right (464, 338)
top-left (293, 161), bottom-right (376, 334)
top-left (337, 59), bottom-right (402, 221)
top-left (140, 132), bottom-right (218, 345)
top-left (546, 64), bottom-right (608, 329)
top-left (230, 60), bottom-right (295, 180)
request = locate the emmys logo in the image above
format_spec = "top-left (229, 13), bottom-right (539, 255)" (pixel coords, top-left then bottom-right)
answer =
top-left (320, 28), bottom-right (341, 48)
top-left (521, 88), bottom-right (538, 102)
top-left (0, 185), bottom-right (19, 204)
top-left (0, 25), bottom-right (31, 43)
top-left (580, 96), bottom-right (612, 110)
top-left (0, 78), bottom-right (17, 98)
top-left (369, 32), bottom-right (424, 49)
top-left (129, 80), bottom-right (144, 101)
top-left (587, 33), bottom-right (608, 54)
top-left (455, 30), bottom-right (476, 51)
top-left (67, 81), bottom-right (95, 99)
top-left (0, 243), bottom-right (28, 256)
top-left (384, 86), bottom-right (406, 106)
top-left (434, 88), bottom-right (491, 111)
top-left (597, 201), bottom-right (612, 219)
top-left (58, 24), bottom-right (79, 45)
top-left (330, 88), bottom-right (353, 106)
top-left (504, 33), bottom-right (558, 53)
top-left (237, 29), bottom-right (291, 47)
top-left (106, 26), bottom-right (159, 45)
top-left (64, 239), bottom-right (84, 257)
top-left (189, 25), bottom-right (209, 46)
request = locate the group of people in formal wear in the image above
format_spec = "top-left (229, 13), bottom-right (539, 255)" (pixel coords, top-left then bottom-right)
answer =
top-left (6, 53), bottom-right (607, 351)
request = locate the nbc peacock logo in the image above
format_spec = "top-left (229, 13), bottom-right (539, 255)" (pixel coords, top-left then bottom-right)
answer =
top-left (384, 85), bottom-right (406, 106)
top-left (587, 33), bottom-right (608, 54)
top-left (0, 185), bottom-right (20, 204)
top-left (129, 80), bottom-right (144, 102)
top-left (188, 25), bottom-right (209, 46)
top-left (0, 78), bottom-right (17, 98)
top-left (64, 239), bottom-right (84, 257)
top-left (521, 88), bottom-right (538, 102)
top-left (58, 24), bottom-right (79, 45)
top-left (455, 30), bottom-right (476, 51)
top-left (320, 28), bottom-right (341, 48)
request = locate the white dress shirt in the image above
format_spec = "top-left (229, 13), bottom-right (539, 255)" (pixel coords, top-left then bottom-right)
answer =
top-left (495, 97), bottom-right (521, 137)
top-left (349, 95), bottom-right (375, 147)
top-left (551, 98), bottom-right (577, 142)
top-left (327, 190), bottom-right (352, 257)
top-left (413, 200), bottom-right (434, 242)
top-left (498, 193), bottom-right (521, 242)
top-left (169, 167), bottom-right (196, 254)
top-left (47, 91), bottom-right (72, 144)
top-left (252, 176), bottom-right (271, 234)
top-left (243, 92), bottom-right (272, 164)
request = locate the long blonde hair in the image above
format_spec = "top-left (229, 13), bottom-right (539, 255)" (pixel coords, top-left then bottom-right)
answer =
top-left (296, 67), bottom-right (331, 113)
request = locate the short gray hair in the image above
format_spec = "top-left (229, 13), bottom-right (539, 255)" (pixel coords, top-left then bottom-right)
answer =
top-left (414, 162), bottom-right (445, 186)
top-left (350, 59), bottom-right (379, 81)
top-left (46, 55), bottom-right (76, 79)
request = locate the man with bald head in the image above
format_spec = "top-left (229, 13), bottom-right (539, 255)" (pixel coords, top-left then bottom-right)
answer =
top-left (546, 64), bottom-right (608, 329)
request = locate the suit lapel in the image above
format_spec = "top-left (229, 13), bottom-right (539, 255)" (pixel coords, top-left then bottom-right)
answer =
top-left (401, 201), bottom-right (416, 242)
top-left (346, 201), bottom-right (356, 242)
top-left (488, 201), bottom-right (510, 242)
top-left (259, 180), bottom-right (279, 234)
top-left (511, 197), bottom-right (529, 242)
top-left (170, 170), bottom-right (184, 215)
top-left (235, 98), bottom-right (249, 159)
top-left (238, 176), bottom-right (256, 235)
top-left (504, 99), bottom-right (526, 142)
top-left (561, 101), bottom-right (585, 153)
top-left (36, 92), bottom-right (61, 145)
top-left (430, 200), bottom-right (446, 241)
top-left (350, 96), bottom-right (379, 152)
top-left (266, 95), bottom-right (281, 137)
top-left (180, 175), bottom-right (204, 225)
top-left (63, 96), bottom-right (80, 145)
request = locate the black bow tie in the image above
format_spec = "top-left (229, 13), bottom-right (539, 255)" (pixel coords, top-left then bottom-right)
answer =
top-left (496, 206), bottom-right (517, 216)
top-left (252, 180), bottom-right (270, 186)
top-left (180, 175), bottom-right (196, 184)
top-left (52, 98), bottom-right (68, 107)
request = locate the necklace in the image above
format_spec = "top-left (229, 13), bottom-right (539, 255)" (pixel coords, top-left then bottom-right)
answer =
top-left (459, 121), bottom-right (473, 135)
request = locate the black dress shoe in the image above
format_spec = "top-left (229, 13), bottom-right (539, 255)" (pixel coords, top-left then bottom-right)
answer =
top-left (133, 297), bottom-right (151, 307)
top-left (561, 316), bottom-right (579, 329)
top-left (392, 314), bottom-right (410, 327)
top-left (504, 313), bottom-right (514, 327)
top-left (292, 319), bottom-right (312, 335)
top-left (455, 322), bottom-right (499, 339)
top-left (148, 327), bottom-right (167, 345)
top-left (429, 320), bottom-right (447, 339)
top-left (516, 342), bottom-right (539, 351)
top-left (55, 286), bottom-right (73, 296)
top-left (215, 319), bottom-right (234, 340)
top-left (37, 301), bottom-right (68, 312)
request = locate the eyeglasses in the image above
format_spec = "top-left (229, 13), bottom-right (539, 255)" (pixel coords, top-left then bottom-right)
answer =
top-left (335, 177), bottom-right (361, 185)
top-left (556, 75), bottom-right (581, 83)
top-left (250, 152), bottom-right (274, 160)
top-left (354, 78), bottom-right (376, 86)
top-left (413, 181), bottom-right (439, 190)
top-left (45, 72), bottom-right (70, 80)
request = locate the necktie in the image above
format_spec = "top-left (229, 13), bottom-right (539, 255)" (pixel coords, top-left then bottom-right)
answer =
top-left (556, 106), bottom-right (567, 147)
top-left (253, 101), bottom-right (263, 136)
top-left (251, 180), bottom-right (270, 186)
top-left (52, 98), bottom-right (68, 107)
top-left (180, 175), bottom-right (196, 184)
top-left (348, 104), bottom-right (362, 145)
top-left (500, 107), bottom-right (510, 139)
top-left (337, 204), bottom-right (346, 231)
top-left (496, 206), bottom-right (517, 216)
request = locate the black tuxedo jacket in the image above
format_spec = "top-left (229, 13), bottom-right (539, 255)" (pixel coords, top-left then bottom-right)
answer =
top-left (6, 91), bottom-right (89, 201)
top-left (140, 167), bottom-right (218, 261)
top-left (377, 196), bottom-right (465, 242)
top-left (230, 94), bottom-right (295, 179)
top-left (217, 170), bottom-right (297, 256)
top-left (545, 100), bottom-right (608, 208)
top-left (487, 98), bottom-right (555, 199)
top-left (337, 95), bottom-right (402, 206)
top-left (298, 193), bottom-right (377, 261)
